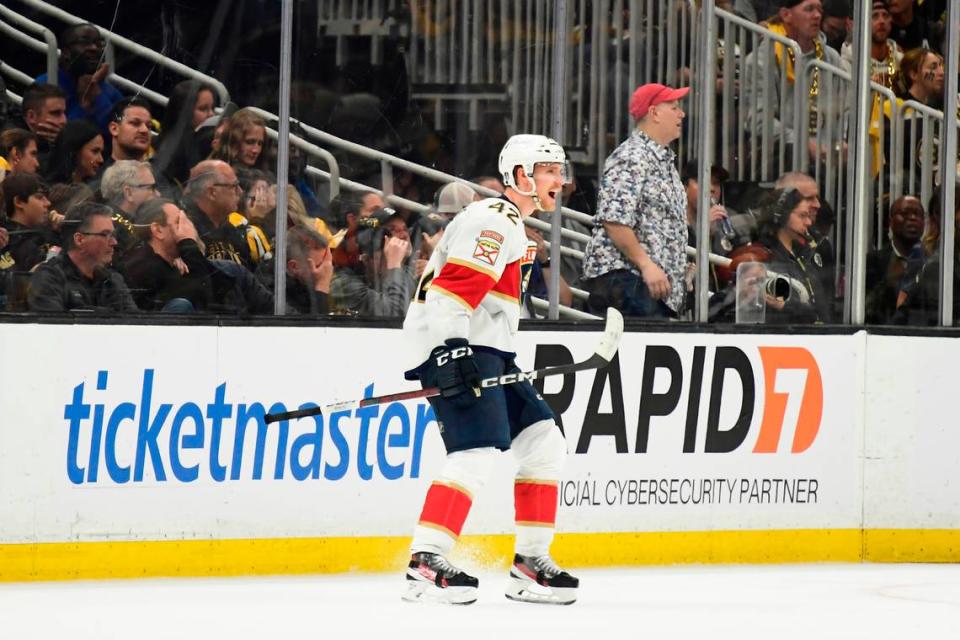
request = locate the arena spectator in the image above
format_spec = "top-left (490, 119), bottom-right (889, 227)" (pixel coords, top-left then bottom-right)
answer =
top-left (0, 173), bottom-right (56, 309)
top-left (742, 0), bottom-right (849, 171)
top-left (865, 195), bottom-right (924, 323)
top-left (106, 98), bottom-right (153, 166)
top-left (898, 46), bottom-right (944, 106)
top-left (581, 83), bottom-right (690, 319)
top-left (757, 187), bottom-right (832, 323)
top-left (821, 0), bottom-right (851, 52)
top-left (0, 129), bottom-right (40, 175)
top-left (119, 198), bottom-right (212, 312)
top-left (256, 225), bottom-right (334, 315)
top-left (44, 120), bottom-right (104, 185)
top-left (27, 201), bottom-right (137, 313)
top-left (35, 24), bottom-right (123, 129)
top-left (230, 167), bottom-right (274, 263)
top-left (331, 190), bottom-right (387, 269)
top-left (895, 186), bottom-right (960, 325)
top-left (100, 160), bottom-right (160, 260)
top-left (888, 0), bottom-right (935, 52)
top-left (5, 83), bottom-right (67, 166)
top-left (211, 108), bottom-right (269, 172)
top-left (330, 208), bottom-right (415, 316)
top-left (153, 80), bottom-right (219, 186)
top-left (182, 160), bottom-right (254, 268)
top-left (120, 198), bottom-right (274, 315)
top-left (727, 171), bottom-right (822, 245)
top-left (522, 222), bottom-right (574, 316)
top-left (433, 181), bottom-right (480, 219)
top-left (681, 163), bottom-right (733, 305)
top-left (841, 1), bottom-right (904, 90)
top-left (681, 162), bottom-right (733, 255)
top-left (237, 169), bottom-right (275, 223)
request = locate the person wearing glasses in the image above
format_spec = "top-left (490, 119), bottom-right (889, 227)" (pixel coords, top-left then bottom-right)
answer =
top-left (27, 201), bottom-right (137, 313)
top-left (182, 159), bottom-right (254, 270)
top-left (100, 160), bottom-right (161, 262)
top-left (34, 24), bottom-right (122, 130)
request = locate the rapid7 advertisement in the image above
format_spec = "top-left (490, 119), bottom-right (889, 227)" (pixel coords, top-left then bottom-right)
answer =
top-left (527, 330), bottom-right (863, 533)
top-left (0, 325), bottom-right (863, 542)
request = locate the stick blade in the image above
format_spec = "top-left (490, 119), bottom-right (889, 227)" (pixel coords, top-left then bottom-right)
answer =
top-left (594, 307), bottom-right (624, 363)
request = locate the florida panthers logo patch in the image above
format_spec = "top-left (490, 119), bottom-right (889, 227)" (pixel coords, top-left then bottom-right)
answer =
top-left (473, 238), bottom-right (501, 265)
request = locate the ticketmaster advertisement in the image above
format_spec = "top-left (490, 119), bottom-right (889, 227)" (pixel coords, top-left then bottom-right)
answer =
top-left (0, 323), bottom-right (865, 545)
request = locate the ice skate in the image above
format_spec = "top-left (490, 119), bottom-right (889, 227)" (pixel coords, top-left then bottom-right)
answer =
top-left (402, 552), bottom-right (479, 605)
top-left (505, 553), bottom-right (579, 605)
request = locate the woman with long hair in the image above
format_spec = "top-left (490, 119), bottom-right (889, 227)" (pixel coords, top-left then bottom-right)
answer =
top-left (44, 119), bottom-right (104, 185)
top-left (154, 80), bottom-right (219, 185)
top-left (211, 107), bottom-right (270, 172)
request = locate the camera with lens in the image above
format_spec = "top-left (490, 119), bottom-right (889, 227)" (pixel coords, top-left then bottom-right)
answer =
top-left (417, 212), bottom-right (449, 237)
top-left (764, 274), bottom-right (791, 301)
top-left (355, 207), bottom-right (397, 256)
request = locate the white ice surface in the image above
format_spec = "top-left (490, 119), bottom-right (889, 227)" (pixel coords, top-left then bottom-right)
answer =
top-left (2, 564), bottom-right (959, 639)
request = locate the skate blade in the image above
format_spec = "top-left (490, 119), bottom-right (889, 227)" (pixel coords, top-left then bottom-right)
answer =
top-left (504, 576), bottom-right (577, 605)
top-left (402, 577), bottom-right (477, 605)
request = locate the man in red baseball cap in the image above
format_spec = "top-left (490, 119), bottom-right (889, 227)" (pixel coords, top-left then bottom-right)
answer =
top-left (628, 83), bottom-right (690, 122)
top-left (581, 82), bottom-right (691, 319)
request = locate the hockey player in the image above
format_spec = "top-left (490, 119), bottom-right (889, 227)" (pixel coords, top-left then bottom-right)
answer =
top-left (400, 134), bottom-right (579, 606)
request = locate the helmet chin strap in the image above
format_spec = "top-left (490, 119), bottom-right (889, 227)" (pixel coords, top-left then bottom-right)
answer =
top-left (515, 171), bottom-right (542, 209)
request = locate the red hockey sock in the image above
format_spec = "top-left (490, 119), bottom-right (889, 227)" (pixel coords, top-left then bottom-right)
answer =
top-left (418, 481), bottom-right (474, 538)
top-left (514, 480), bottom-right (558, 527)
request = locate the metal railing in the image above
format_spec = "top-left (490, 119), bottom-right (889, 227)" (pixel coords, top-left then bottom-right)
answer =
top-left (6, 0), bottom-right (230, 105)
top-left (3, 0), bottom-right (956, 325)
top-left (245, 107), bottom-right (342, 204)
top-left (317, 0), bottom-right (407, 67)
top-left (403, 0), bottom-right (699, 173)
top-left (0, 4), bottom-right (57, 82)
top-left (893, 100), bottom-right (946, 213)
top-left (719, 8), bottom-right (805, 181)
top-left (805, 59), bottom-right (852, 222)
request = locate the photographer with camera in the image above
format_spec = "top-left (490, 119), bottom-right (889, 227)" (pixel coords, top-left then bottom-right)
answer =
top-left (329, 207), bottom-right (416, 317)
top-left (757, 187), bottom-right (833, 323)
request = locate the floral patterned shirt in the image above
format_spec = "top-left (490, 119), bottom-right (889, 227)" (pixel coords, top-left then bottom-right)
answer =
top-left (582, 129), bottom-right (689, 312)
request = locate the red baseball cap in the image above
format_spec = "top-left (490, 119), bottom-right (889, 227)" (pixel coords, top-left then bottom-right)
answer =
top-left (629, 83), bottom-right (690, 120)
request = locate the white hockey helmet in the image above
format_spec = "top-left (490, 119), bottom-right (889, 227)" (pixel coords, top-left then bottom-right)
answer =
top-left (498, 134), bottom-right (569, 195)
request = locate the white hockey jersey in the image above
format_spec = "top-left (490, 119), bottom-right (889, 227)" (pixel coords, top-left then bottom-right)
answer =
top-left (403, 196), bottom-right (537, 372)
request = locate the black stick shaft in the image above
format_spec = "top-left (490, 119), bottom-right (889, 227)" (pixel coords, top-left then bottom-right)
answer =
top-left (264, 354), bottom-right (609, 423)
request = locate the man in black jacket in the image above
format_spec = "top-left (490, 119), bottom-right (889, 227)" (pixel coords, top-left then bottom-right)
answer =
top-left (119, 198), bottom-right (211, 311)
top-left (865, 195), bottom-right (924, 324)
top-left (27, 201), bottom-right (138, 313)
top-left (182, 159), bottom-right (254, 269)
top-left (256, 225), bottom-right (333, 315)
top-left (120, 198), bottom-right (273, 314)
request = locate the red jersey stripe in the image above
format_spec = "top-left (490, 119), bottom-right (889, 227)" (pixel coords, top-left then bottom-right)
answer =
top-left (419, 482), bottom-right (474, 538)
top-left (490, 261), bottom-right (521, 302)
top-left (432, 262), bottom-right (497, 309)
top-left (514, 480), bottom-right (558, 526)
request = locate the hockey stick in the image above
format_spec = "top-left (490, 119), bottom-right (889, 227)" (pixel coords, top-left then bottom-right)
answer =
top-left (264, 307), bottom-right (624, 424)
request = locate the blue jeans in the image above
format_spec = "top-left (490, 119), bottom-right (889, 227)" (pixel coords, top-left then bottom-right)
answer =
top-left (585, 269), bottom-right (674, 319)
